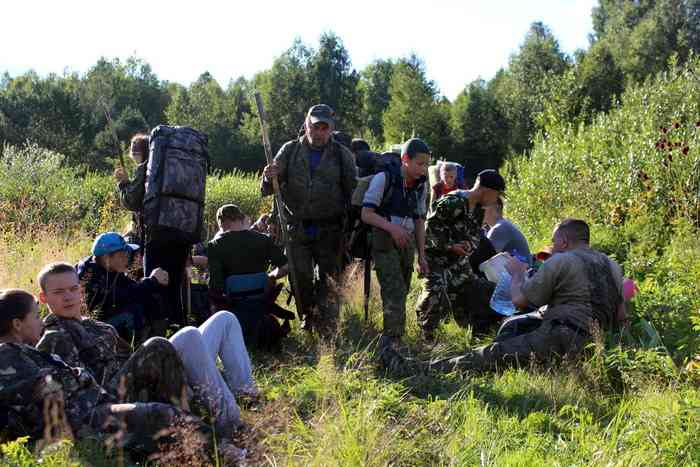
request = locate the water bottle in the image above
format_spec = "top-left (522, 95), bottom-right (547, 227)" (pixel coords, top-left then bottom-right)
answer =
top-left (490, 271), bottom-right (516, 316)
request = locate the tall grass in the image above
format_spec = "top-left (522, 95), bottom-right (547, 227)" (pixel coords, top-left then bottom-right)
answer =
top-left (0, 144), bottom-right (271, 240)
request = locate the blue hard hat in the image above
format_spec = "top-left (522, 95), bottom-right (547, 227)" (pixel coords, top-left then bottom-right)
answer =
top-left (92, 232), bottom-right (140, 256)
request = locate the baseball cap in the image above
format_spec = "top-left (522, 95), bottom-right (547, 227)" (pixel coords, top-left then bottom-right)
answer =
top-left (307, 104), bottom-right (335, 125)
top-left (92, 232), bottom-right (139, 257)
top-left (476, 169), bottom-right (506, 192)
top-left (402, 138), bottom-right (431, 157)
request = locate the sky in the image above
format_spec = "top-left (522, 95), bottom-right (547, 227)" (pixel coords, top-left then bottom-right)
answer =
top-left (1, 0), bottom-right (597, 100)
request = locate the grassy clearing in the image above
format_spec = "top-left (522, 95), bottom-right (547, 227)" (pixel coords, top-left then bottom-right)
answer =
top-left (2, 230), bottom-right (699, 466)
top-left (3, 59), bottom-right (700, 464)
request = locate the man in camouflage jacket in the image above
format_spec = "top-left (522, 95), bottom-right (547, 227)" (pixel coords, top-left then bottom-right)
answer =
top-left (261, 104), bottom-right (357, 334)
top-left (432, 219), bottom-right (626, 373)
top-left (415, 170), bottom-right (506, 340)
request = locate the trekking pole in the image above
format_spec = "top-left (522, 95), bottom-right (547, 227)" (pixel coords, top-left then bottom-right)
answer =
top-left (254, 91), bottom-right (305, 318)
top-left (98, 98), bottom-right (126, 169)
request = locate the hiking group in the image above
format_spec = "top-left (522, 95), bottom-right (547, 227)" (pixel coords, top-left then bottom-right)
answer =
top-left (0, 102), bottom-right (631, 463)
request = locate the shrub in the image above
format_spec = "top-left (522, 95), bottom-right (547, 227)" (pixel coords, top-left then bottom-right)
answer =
top-left (505, 56), bottom-right (700, 358)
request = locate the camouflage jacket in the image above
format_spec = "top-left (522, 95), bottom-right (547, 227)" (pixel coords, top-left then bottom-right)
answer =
top-left (260, 137), bottom-right (357, 223)
top-left (75, 255), bottom-right (160, 321)
top-left (36, 314), bottom-right (131, 388)
top-left (118, 161), bottom-right (147, 242)
top-left (425, 191), bottom-right (485, 271)
top-left (118, 161), bottom-right (146, 212)
top-left (0, 342), bottom-right (114, 438)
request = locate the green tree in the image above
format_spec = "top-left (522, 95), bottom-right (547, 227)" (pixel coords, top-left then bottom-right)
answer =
top-left (255, 39), bottom-right (317, 150)
top-left (592, 0), bottom-right (700, 81)
top-left (491, 22), bottom-right (570, 154)
top-left (575, 41), bottom-right (624, 113)
top-left (165, 72), bottom-right (241, 170)
top-left (310, 32), bottom-right (362, 135)
top-left (0, 71), bottom-right (87, 165)
top-left (382, 55), bottom-right (451, 156)
top-left (359, 59), bottom-right (395, 147)
top-left (450, 79), bottom-right (509, 175)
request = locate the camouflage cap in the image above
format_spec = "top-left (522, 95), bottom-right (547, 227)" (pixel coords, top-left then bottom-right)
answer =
top-left (307, 104), bottom-right (335, 126)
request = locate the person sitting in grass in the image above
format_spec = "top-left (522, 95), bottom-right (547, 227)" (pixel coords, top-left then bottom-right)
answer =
top-left (36, 262), bottom-right (258, 441)
top-left (416, 169), bottom-right (506, 342)
top-left (0, 288), bottom-right (245, 463)
top-left (76, 231), bottom-right (170, 340)
top-left (207, 204), bottom-right (293, 349)
top-left (483, 198), bottom-right (532, 264)
top-left (431, 218), bottom-right (626, 373)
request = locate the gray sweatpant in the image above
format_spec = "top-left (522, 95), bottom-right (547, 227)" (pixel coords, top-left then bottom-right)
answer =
top-left (170, 311), bottom-right (257, 434)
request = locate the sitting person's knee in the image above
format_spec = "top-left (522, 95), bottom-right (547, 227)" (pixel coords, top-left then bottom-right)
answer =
top-left (211, 310), bottom-right (242, 329)
top-left (170, 326), bottom-right (201, 345)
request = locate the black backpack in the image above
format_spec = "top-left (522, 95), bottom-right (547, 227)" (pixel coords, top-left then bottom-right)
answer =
top-left (143, 125), bottom-right (209, 244)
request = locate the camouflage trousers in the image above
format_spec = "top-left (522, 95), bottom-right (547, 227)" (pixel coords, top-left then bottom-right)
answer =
top-left (107, 337), bottom-right (189, 408)
top-left (415, 265), bottom-right (497, 335)
top-left (443, 318), bottom-right (591, 372)
top-left (372, 228), bottom-right (415, 338)
top-left (287, 223), bottom-right (343, 334)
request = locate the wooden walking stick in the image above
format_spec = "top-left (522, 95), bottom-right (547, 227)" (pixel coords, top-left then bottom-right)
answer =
top-left (254, 92), bottom-right (305, 318)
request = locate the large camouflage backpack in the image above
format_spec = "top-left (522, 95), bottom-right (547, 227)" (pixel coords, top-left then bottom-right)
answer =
top-left (143, 125), bottom-right (209, 244)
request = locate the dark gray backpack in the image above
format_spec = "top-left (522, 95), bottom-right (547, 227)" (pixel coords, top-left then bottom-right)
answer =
top-left (143, 125), bottom-right (209, 243)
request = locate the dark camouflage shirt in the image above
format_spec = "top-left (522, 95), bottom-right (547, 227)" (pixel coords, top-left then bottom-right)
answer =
top-left (37, 314), bottom-right (131, 388)
top-left (0, 342), bottom-right (113, 438)
top-left (260, 137), bottom-right (357, 223)
top-left (118, 161), bottom-right (147, 242)
top-left (425, 191), bottom-right (485, 273)
top-left (75, 255), bottom-right (160, 321)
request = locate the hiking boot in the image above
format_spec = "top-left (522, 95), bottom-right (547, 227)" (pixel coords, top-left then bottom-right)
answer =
top-left (219, 440), bottom-right (247, 465)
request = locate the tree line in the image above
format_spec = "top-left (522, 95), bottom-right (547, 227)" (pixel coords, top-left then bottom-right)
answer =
top-left (1, 0), bottom-right (699, 176)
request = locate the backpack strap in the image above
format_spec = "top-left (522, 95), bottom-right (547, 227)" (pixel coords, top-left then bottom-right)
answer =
top-left (376, 168), bottom-right (397, 216)
top-left (377, 169), bottom-right (426, 219)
